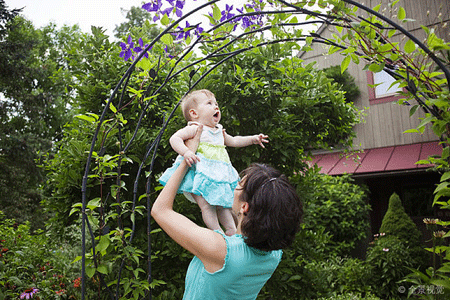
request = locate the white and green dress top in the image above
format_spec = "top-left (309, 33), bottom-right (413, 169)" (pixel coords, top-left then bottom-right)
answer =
top-left (159, 122), bottom-right (239, 208)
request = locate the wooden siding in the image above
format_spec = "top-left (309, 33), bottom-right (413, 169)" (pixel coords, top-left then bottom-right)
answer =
top-left (300, 0), bottom-right (448, 150)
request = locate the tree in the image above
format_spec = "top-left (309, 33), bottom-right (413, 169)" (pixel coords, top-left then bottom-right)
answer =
top-left (378, 193), bottom-right (427, 267)
top-left (323, 65), bottom-right (361, 103)
top-left (0, 13), bottom-right (82, 227)
top-left (114, 6), bottom-right (156, 39)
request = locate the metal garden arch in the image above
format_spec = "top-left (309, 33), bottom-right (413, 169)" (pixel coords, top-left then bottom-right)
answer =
top-left (79, 0), bottom-right (450, 298)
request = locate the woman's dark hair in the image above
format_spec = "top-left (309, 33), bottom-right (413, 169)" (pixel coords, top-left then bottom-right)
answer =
top-left (239, 163), bottom-right (303, 251)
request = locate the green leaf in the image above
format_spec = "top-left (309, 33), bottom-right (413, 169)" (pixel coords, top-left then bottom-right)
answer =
top-left (160, 14), bottom-right (170, 26)
top-left (212, 4), bottom-right (221, 20)
top-left (417, 115), bottom-right (434, 131)
top-left (409, 104), bottom-right (419, 117)
top-left (368, 63), bottom-right (384, 73)
top-left (87, 197), bottom-right (102, 210)
top-left (341, 55), bottom-right (351, 73)
top-left (75, 114), bottom-right (96, 123)
top-left (109, 102), bottom-right (117, 113)
top-left (404, 39), bottom-right (416, 53)
top-left (69, 207), bottom-right (80, 217)
top-left (390, 0), bottom-right (400, 7)
top-left (96, 235), bottom-right (111, 253)
top-left (86, 266), bottom-right (95, 278)
top-left (397, 7), bottom-right (406, 21)
top-left (373, 4), bottom-right (381, 12)
top-left (97, 264), bottom-right (108, 275)
top-left (403, 128), bottom-right (421, 134)
top-left (441, 172), bottom-right (450, 182)
top-left (160, 33), bottom-right (173, 46)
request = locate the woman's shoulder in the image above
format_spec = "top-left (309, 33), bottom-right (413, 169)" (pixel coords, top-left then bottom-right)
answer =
top-left (223, 233), bottom-right (282, 258)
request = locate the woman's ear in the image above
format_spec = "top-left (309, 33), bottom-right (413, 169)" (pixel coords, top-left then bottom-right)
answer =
top-left (241, 202), bottom-right (249, 216)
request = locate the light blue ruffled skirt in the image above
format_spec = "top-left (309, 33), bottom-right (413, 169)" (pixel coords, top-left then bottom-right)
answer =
top-left (159, 143), bottom-right (239, 208)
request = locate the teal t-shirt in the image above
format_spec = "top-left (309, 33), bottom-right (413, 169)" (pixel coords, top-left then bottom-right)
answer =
top-left (183, 232), bottom-right (282, 300)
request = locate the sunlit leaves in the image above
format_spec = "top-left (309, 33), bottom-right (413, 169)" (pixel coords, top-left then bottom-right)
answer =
top-left (397, 7), bottom-right (406, 21)
top-left (340, 55), bottom-right (351, 73)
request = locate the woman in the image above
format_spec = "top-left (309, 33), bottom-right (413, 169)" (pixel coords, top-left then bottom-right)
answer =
top-left (151, 125), bottom-right (303, 299)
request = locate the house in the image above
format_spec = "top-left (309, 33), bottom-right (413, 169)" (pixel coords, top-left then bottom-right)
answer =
top-left (300, 0), bottom-right (450, 236)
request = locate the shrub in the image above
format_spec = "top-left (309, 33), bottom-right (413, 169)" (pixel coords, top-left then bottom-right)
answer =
top-left (304, 256), bottom-right (372, 298)
top-left (317, 292), bottom-right (381, 300)
top-left (300, 173), bottom-right (371, 257)
top-left (379, 193), bottom-right (428, 269)
top-left (258, 226), bottom-right (333, 300)
top-left (365, 234), bottom-right (414, 299)
top-left (322, 65), bottom-right (361, 103)
top-left (0, 211), bottom-right (84, 299)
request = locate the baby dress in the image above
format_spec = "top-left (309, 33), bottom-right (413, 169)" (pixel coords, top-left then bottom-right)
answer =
top-left (159, 122), bottom-right (239, 208)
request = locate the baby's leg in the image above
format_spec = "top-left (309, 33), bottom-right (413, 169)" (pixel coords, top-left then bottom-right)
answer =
top-left (192, 194), bottom-right (221, 232)
top-left (217, 207), bottom-right (236, 236)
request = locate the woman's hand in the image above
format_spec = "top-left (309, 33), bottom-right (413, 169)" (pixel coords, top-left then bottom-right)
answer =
top-left (182, 124), bottom-right (202, 166)
top-left (185, 124), bottom-right (202, 152)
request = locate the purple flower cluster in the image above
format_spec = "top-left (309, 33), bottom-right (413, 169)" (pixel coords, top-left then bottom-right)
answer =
top-left (236, 1), bottom-right (266, 29)
top-left (121, 0), bottom-right (269, 60)
top-left (173, 21), bottom-right (204, 42)
top-left (142, 0), bottom-right (188, 21)
top-left (119, 35), bottom-right (151, 61)
top-left (20, 288), bottom-right (39, 299)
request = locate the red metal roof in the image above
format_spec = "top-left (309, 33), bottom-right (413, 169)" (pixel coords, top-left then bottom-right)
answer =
top-left (309, 141), bottom-right (441, 176)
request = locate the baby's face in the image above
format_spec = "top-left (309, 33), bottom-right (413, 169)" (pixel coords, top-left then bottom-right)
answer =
top-left (195, 93), bottom-right (221, 127)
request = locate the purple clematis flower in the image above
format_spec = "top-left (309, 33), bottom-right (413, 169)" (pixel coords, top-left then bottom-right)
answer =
top-left (119, 35), bottom-right (134, 61)
top-left (20, 288), bottom-right (39, 299)
top-left (142, 1), bottom-right (162, 12)
top-left (133, 38), bottom-right (151, 58)
top-left (220, 4), bottom-right (235, 22)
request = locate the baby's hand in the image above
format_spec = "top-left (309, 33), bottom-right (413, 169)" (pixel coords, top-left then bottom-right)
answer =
top-left (253, 134), bottom-right (269, 148)
top-left (183, 149), bottom-right (200, 167)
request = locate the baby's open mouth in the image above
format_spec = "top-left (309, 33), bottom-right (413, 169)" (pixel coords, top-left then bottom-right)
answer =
top-left (213, 112), bottom-right (219, 118)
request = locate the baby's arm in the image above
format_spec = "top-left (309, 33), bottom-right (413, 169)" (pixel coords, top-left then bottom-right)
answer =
top-left (223, 131), bottom-right (269, 148)
top-left (170, 125), bottom-right (201, 166)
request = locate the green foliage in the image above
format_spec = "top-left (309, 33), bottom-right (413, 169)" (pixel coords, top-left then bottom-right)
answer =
top-left (322, 65), bottom-right (361, 103)
top-left (317, 292), bottom-right (381, 300)
top-left (258, 226), bottom-right (333, 299)
top-left (365, 235), bottom-right (414, 299)
top-left (300, 173), bottom-right (371, 256)
top-left (401, 218), bottom-right (450, 299)
top-left (380, 193), bottom-right (421, 244)
top-left (7, 0), bottom-right (450, 298)
top-left (0, 15), bottom-right (82, 227)
top-left (379, 193), bottom-right (428, 268)
top-left (0, 211), bottom-right (84, 299)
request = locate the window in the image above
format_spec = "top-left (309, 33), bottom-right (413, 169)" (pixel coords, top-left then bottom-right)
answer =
top-left (367, 70), bottom-right (403, 105)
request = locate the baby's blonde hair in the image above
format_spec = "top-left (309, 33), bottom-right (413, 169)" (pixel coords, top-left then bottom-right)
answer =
top-left (181, 89), bottom-right (215, 121)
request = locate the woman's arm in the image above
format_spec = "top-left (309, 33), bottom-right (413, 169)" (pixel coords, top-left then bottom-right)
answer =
top-left (152, 125), bottom-right (226, 272)
top-left (223, 131), bottom-right (269, 148)
top-left (170, 125), bottom-right (200, 166)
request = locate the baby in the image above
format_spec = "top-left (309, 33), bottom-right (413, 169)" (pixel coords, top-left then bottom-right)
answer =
top-left (159, 89), bottom-right (268, 236)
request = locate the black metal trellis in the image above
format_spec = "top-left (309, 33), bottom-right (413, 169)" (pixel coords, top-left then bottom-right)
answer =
top-left (79, 1), bottom-right (450, 299)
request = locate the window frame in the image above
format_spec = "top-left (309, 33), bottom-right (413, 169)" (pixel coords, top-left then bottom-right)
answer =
top-left (367, 71), bottom-right (404, 105)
